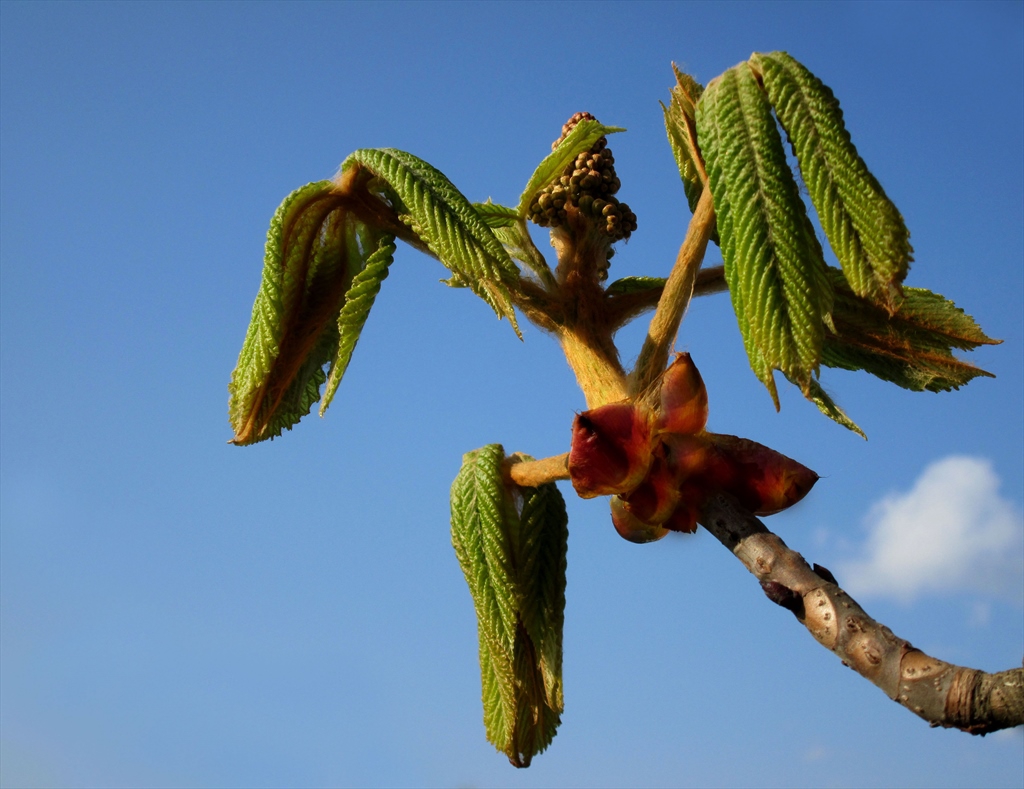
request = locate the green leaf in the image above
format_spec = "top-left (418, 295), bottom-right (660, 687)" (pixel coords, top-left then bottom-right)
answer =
top-left (451, 445), bottom-right (568, 768)
top-left (342, 148), bottom-right (521, 337)
top-left (517, 119), bottom-right (625, 216)
top-left (822, 268), bottom-right (999, 392)
top-left (803, 377), bottom-right (866, 438)
top-left (473, 200), bottom-right (520, 229)
top-left (663, 65), bottom-right (707, 217)
top-left (228, 181), bottom-right (352, 445)
top-left (605, 276), bottom-right (666, 297)
top-left (751, 52), bottom-right (912, 312)
top-left (319, 234), bottom-right (397, 415)
top-left (491, 221), bottom-right (555, 287)
top-left (697, 62), bottom-right (833, 407)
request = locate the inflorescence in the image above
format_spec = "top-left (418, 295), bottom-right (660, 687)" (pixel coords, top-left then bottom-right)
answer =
top-left (527, 112), bottom-right (638, 243)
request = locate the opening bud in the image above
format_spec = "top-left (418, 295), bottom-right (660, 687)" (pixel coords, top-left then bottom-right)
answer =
top-left (568, 403), bottom-right (653, 498)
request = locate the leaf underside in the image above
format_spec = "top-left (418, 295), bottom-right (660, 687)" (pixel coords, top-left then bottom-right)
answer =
top-left (663, 63), bottom-right (720, 245)
top-left (450, 445), bottom-right (567, 768)
top-left (823, 268), bottom-right (998, 392)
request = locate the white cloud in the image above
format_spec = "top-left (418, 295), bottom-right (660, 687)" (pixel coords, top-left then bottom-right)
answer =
top-left (840, 456), bottom-right (1023, 603)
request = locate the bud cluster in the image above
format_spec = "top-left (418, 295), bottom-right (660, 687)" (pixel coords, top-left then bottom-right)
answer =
top-left (528, 112), bottom-right (638, 242)
top-left (567, 353), bottom-right (819, 544)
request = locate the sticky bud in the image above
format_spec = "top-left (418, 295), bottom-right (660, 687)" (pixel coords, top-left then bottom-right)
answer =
top-left (657, 353), bottom-right (708, 435)
top-left (568, 403), bottom-right (653, 498)
top-left (610, 496), bottom-right (669, 544)
top-left (760, 580), bottom-right (804, 615)
top-left (662, 433), bottom-right (712, 480)
top-left (621, 444), bottom-right (681, 524)
top-left (661, 482), bottom-right (703, 534)
top-left (706, 434), bottom-right (819, 515)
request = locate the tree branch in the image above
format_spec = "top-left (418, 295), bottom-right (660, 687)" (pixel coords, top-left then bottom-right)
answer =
top-left (505, 452), bottom-right (570, 488)
top-left (699, 493), bottom-right (1024, 734)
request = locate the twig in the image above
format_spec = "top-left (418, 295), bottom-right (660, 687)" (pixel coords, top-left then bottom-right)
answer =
top-left (631, 188), bottom-right (716, 395)
top-left (505, 452), bottom-right (570, 488)
top-left (700, 493), bottom-right (1024, 734)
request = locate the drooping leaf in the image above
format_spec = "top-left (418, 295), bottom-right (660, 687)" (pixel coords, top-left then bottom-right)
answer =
top-left (517, 119), bottom-right (625, 216)
top-left (696, 62), bottom-right (833, 406)
top-left (473, 200), bottom-right (520, 229)
top-left (341, 148), bottom-right (521, 336)
top-left (822, 268), bottom-right (999, 392)
top-left (228, 181), bottom-right (352, 445)
top-left (752, 51), bottom-right (912, 311)
top-left (450, 445), bottom-right (567, 768)
top-left (803, 377), bottom-right (866, 439)
top-left (319, 233), bottom-right (398, 415)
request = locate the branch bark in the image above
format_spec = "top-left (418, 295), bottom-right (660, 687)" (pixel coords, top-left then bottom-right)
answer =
top-left (500, 453), bottom-right (1024, 733)
top-left (699, 493), bottom-right (1024, 735)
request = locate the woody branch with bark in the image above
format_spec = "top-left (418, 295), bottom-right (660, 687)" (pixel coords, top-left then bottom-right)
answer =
top-left (226, 53), bottom-right (1021, 768)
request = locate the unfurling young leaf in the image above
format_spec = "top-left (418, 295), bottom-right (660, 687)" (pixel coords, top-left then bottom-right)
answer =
top-left (340, 148), bottom-right (522, 336)
top-left (751, 51), bottom-right (912, 312)
top-left (228, 181), bottom-right (350, 445)
top-left (697, 62), bottom-right (833, 406)
top-left (517, 118), bottom-right (625, 217)
top-left (450, 445), bottom-right (568, 768)
top-left (473, 200), bottom-right (520, 229)
top-left (662, 64), bottom-right (712, 221)
top-left (319, 234), bottom-right (397, 415)
top-left (822, 268), bottom-right (999, 392)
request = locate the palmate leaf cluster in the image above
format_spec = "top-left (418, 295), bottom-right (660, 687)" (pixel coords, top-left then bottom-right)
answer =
top-left (226, 51), bottom-right (999, 767)
top-left (667, 51), bottom-right (997, 431)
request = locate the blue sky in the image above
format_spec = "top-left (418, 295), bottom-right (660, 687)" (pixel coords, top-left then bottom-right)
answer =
top-left (1, 2), bottom-right (1021, 787)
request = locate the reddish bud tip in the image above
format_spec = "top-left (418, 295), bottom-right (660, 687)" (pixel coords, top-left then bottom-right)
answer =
top-left (657, 353), bottom-right (708, 435)
top-left (610, 496), bottom-right (669, 544)
top-left (569, 403), bottom-right (652, 498)
top-left (706, 434), bottom-right (819, 515)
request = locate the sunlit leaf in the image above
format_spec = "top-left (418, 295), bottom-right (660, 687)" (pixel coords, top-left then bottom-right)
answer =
top-left (697, 62), bottom-right (832, 406)
top-left (342, 148), bottom-right (521, 336)
top-left (752, 51), bottom-right (912, 311)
